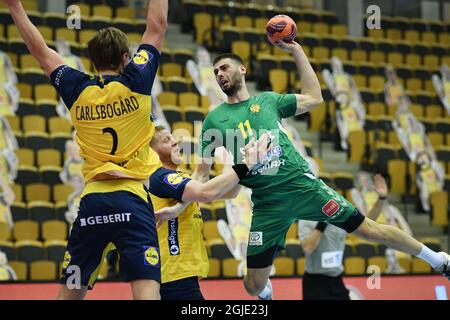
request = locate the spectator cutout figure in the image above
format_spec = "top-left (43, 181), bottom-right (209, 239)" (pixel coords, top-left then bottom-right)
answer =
top-left (323, 57), bottom-right (365, 150)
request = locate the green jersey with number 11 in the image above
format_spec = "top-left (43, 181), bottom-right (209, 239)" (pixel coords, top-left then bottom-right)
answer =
top-left (199, 92), bottom-right (312, 192)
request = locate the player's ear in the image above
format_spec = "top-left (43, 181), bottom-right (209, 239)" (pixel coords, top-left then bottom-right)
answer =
top-left (239, 64), bottom-right (246, 76)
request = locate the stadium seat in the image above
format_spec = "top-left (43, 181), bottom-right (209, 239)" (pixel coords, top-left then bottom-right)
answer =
top-left (44, 240), bottom-right (67, 264)
top-left (411, 257), bottom-right (432, 273)
top-left (193, 13), bottom-right (213, 47)
top-left (15, 240), bottom-right (44, 263)
top-left (179, 92), bottom-right (200, 108)
top-left (158, 92), bottom-right (178, 106)
top-left (347, 130), bottom-right (365, 164)
top-left (9, 261), bottom-right (27, 280)
top-left (269, 69), bottom-right (288, 93)
top-left (42, 220), bottom-right (67, 241)
top-left (30, 260), bottom-right (57, 280)
top-left (0, 240), bottom-right (16, 260)
top-left (209, 242), bottom-right (233, 260)
top-left (332, 172), bottom-right (354, 198)
top-left (344, 256), bottom-right (366, 275)
top-left (208, 258), bottom-right (221, 277)
top-left (13, 220), bottom-right (39, 241)
top-left (286, 223), bottom-right (298, 240)
top-left (222, 258), bottom-right (240, 278)
top-left (285, 239), bottom-right (303, 259)
top-left (387, 159), bottom-right (407, 194)
top-left (29, 201), bottom-right (56, 223)
top-left (37, 149), bottom-right (61, 167)
top-left (48, 117), bottom-right (72, 135)
top-left (16, 165), bottom-right (40, 186)
top-left (171, 121), bottom-right (193, 137)
top-left (202, 221), bottom-right (221, 241)
top-left (273, 257), bottom-right (295, 276)
top-left (16, 148), bottom-right (35, 167)
top-left (367, 256), bottom-right (387, 273)
top-left (22, 115), bottom-right (46, 134)
top-left (296, 257), bottom-right (306, 275)
top-left (430, 191), bottom-right (448, 227)
top-left (25, 183), bottom-right (51, 202)
top-left (53, 184), bottom-right (74, 203)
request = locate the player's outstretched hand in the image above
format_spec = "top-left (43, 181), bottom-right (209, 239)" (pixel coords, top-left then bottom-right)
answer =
top-left (244, 133), bottom-right (271, 170)
top-left (155, 204), bottom-right (183, 228)
top-left (374, 174), bottom-right (388, 198)
top-left (271, 39), bottom-right (301, 54)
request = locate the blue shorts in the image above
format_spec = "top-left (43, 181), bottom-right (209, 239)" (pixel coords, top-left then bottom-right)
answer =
top-left (60, 190), bottom-right (160, 289)
top-left (160, 276), bottom-right (204, 300)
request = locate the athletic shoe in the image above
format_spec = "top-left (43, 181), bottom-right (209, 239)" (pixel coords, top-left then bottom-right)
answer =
top-left (435, 252), bottom-right (450, 280)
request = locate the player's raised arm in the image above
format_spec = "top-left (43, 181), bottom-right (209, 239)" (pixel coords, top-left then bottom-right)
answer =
top-left (273, 40), bottom-right (323, 115)
top-left (141, 0), bottom-right (168, 52)
top-left (5, 0), bottom-right (64, 75)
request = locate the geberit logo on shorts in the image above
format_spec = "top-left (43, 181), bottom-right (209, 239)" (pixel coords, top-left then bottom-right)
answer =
top-left (80, 213), bottom-right (131, 227)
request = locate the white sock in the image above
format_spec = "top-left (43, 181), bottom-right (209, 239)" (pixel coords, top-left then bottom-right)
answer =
top-left (416, 245), bottom-right (444, 268)
top-left (258, 283), bottom-right (271, 298)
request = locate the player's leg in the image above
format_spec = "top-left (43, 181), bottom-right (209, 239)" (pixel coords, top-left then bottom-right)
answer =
top-left (56, 286), bottom-right (88, 300)
top-left (130, 279), bottom-right (160, 300)
top-left (351, 216), bottom-right (450, 277)
top-left (245, 246), bottom-right (277, 297)
top-left (160, 277), bottom-right (204, 300)
top-left (112, 191), bottom-right (161, 300)
top-left (57, 194), bottom-right (112, 300)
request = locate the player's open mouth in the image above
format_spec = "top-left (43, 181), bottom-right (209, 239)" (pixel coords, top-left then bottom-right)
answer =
top-left (220, 80), bottom-right (229, 87)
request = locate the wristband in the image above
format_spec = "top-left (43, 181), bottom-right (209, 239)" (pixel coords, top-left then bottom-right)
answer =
top-left (315, 221), bottom-right (327, 233)
top-left (378, 195), bottom-right (387, 200)
top-left (232, 164), bottom-right (249, 180)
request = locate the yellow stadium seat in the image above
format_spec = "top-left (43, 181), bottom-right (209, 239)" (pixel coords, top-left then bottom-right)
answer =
top-left (348, 130), bottom-right (365, 164)
top-left (22, 115), bottom-right (46, 133)
top-left (312, 47), bottom-right (329, 60)
top-left (404, 30), bottom-right (420, 42)
top-left (352, 74), bottom-right (366, 88)
top-left (296, 257), bottom-right (306, 275)
top-left (430, 191), bottom-right (448, 227)
top-left (35, 84), bottom-right (58, 101)
top-left (234, 16), bottom-right (252, 29)
top-left (426, 105), bottom-right (443, 119)
top-left (387, 52), bottom-right (403, 67)
top-left (397, 256), bottom-right (411, 273)
top-left (286, 223), bottom-right (298, 240)
top-left (115, 7), bottom-right (135, 20)
top-left (13, 220), bottom-right (39, 241)
top-left (368, 29), bottom-right (384, 40)
top-left (0, 223), bottom-right (10, 241)
top-left (92, 5), bottom-right (113, 19)
top-left (369, 51), bottom-right (385, 64)
top-left (37, 149), bottom-right (61, 167)
top-left (16, 148), bottom-right (35, 167)
top-left (42, 220), bottom-right (67, 241)
top-left (53, 184), bottom-right (74, 203)
top-left (421, 31), bottom-right (436, 44)
top-left (438, 33), bottom-right (450, 45)
top-left (405, 53), bottom-right (421, 68)
top-left (48, 117), bottom-right (72, 135)
top-left (273, 257), bottom-right (295, 276)
top-left (222, 258), bottom-right (240, 278)
top-left (30, 260), bottom-right (57, 280)
top-left (367, 102), bottom-right (385, 116)
top-left (20, 54), bottom-right (41, 69)
top-left (412, 257), bottom-right (432, 273)
top-left (193, 13), bottom-right (213, 46)
top-left (331, 24), bottom-right (347, 36)
top-left (202, 220), bottom-right (221, 241)
top-left (16, 83), bottom-right (32, 100)
top-left (368, 75), bottom-right (385, 91)
top-left (161, 62), bottom-right (183, 77)
top-left (231, 41), bottom-right (250, 69)
top-left (313, 22), bottom-right (328, 36)
top-left (9, 261), bottom-right (27, 280)
top-left (158, 92), bottom-right (177, 106)
top-left (79, 30), bottom-right (96, 46)
top-left (179, 92), bottom-right (200, 108)
top-left (367, 256), bottom-right (387, 273)
top-left (55, 28), bottom-right (77, 42)
top-left (208, 258), bottom-right (221, 277)
top-left (387, 159), bottom-right (406, 194)
top-left (351, 49), bottom-right (367, 62)
top-left (26, 183), bottom-right (51, 202)
top-left (331, 48), bottom-right (348, 61)
top-left (172, 121), bottom-right (193, 137)
top-left (344, 257), bottom-right (366, 275)
top-left (308, 100), bottom-right (326, 132)
top-left (269, 69), bottom-right (288, 94)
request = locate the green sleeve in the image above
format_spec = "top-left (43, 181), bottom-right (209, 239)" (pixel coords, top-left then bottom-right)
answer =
top-left (267, 92), bottom-right (297, 119)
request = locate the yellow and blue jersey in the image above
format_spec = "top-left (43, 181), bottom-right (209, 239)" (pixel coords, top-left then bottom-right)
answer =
top-left (50, 44), bottom-right (161, 195)
top-left (149, 167), bottom-right (209, 284)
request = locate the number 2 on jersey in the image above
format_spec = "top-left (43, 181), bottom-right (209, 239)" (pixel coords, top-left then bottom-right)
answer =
top-left (238, 120), bottom-right (253, 139)
top-left (102, 127), bottom-right (118, 155)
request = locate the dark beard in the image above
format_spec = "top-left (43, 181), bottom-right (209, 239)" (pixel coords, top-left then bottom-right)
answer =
top-left (223, 79), bottom-right (241, 97)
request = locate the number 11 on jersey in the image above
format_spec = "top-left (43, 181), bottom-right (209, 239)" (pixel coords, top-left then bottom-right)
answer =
top-left (238, 119), bottom-right (253, 139)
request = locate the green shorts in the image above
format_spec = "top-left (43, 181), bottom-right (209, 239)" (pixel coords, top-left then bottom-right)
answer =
top-left (247, 173), bottom-right (359, 257)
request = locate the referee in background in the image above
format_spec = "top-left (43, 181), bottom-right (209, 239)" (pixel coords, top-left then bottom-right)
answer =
top-left (298, 174), bottom-right (388, 300)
